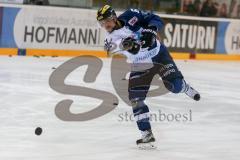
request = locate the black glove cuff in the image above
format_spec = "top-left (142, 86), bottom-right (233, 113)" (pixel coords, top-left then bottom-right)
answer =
top-left (147, 25), bottom-right (158, 31)
top-left (141, 28), bottom-right (157, 37)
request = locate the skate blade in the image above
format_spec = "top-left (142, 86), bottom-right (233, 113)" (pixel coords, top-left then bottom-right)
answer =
top-left (137, 142), bottom-right (157, 150)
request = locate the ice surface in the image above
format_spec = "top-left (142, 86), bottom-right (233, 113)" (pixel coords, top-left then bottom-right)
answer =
top-left (0, 55), bottom-right (240, 160)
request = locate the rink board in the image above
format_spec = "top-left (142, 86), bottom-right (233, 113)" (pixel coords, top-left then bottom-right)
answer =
top-left (1, 48), bottom-right (240, 61)
top-left (0, 4), bottom-right (240, 60)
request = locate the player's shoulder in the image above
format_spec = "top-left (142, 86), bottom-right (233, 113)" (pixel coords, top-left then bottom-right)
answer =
top-left (118, 9), bottom-right (143, 31)
top-left (118, 8), bottom-right (141, 20)
top-left (122, 8), bottom-right (141, 15)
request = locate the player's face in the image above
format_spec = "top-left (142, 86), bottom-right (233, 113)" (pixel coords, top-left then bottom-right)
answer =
top-left (99, 17), bottom-right (116, 32)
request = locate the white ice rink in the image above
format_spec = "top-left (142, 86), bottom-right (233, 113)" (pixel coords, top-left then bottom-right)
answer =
top-left (0, 55), bottom-right (240, 160)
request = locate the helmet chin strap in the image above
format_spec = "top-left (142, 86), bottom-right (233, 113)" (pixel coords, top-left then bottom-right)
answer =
top-left (111, 19), bottom-right (123, 32)
top-left (116, 20), bottom-right (122, 28)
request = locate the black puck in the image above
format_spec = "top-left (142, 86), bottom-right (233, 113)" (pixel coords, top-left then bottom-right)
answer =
top-left (35, 127), bottom-right (42, 136)
top-left (113, 103), bottom-right (118, 106)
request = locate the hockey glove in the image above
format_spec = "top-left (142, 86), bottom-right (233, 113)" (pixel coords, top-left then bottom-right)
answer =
top-left (140, 26), bottom-right (157, 48)
top-left (122, 37), bottom-right (140, 55)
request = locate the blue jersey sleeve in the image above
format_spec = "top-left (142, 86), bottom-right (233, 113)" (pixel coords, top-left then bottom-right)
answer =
top-left (118, 9), bottom-right (164, 32)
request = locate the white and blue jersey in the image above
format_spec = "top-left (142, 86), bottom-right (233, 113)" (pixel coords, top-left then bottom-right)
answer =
top-left (105, 9), bottom-right (165, 70)
top-left (105, 8), bottom-right (183, 79)
top-left (106, 26), bottom-right (161, 70)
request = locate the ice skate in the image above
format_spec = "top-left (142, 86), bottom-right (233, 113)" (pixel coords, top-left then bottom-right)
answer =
top-left (136, 129), bottom-right (156, 150)
top-left (185, 85), bottom-right (201, 101)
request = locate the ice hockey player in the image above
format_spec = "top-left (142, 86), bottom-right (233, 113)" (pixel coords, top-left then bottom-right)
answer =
top-left (96, 5), bottom-right (200, 149)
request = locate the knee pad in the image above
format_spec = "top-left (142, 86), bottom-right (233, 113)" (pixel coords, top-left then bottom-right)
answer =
top-left (131, 99), bottom-right (146, 108)
top-left (164, 78), bottom-right (186, 93)
top-left (131, 99), bottom-right (149, 116)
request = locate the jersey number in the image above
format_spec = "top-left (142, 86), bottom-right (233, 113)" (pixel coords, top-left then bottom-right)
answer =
top-left (130, 9), bottom-right (140, 13)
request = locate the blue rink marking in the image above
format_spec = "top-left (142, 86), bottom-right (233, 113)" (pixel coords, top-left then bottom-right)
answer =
top-left (0, 7), bottom-right (20, 48)
top-left (216, 22), bottom-right (229, 54)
